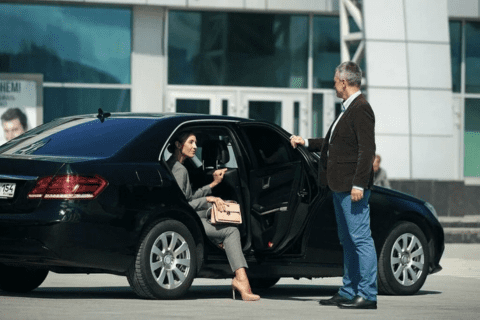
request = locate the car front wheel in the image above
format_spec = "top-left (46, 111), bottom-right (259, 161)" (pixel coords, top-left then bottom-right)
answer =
top-left (378, 221), bottom-right (430, 295)
top-left (127, 219), bottom-right (197, 299)
top-left (0, 264), bottom-right (49, 293)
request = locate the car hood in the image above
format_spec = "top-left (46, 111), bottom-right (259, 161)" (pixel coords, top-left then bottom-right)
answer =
top-left (372, 185), bottom-right (425, 205)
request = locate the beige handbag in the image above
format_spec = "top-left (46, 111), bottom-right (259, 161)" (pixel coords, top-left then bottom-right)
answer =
top-left (210, 201), bottom-right (242, 225)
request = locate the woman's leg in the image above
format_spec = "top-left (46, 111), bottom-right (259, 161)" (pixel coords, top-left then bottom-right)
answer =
top-left (200, 219), bottom-right (260, 301)
top-left (201, 219), bottom-right (247, 272)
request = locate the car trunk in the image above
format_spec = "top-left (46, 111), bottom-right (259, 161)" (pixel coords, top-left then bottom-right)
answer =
top-left (0, 155), bottom-right (74, 214)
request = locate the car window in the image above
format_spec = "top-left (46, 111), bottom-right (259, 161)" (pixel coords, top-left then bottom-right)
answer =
top-left (162, 127), bottom-right (238, 169)
top-left (242, 126), bottom-right (292, 168)
top-left (0, 117), bottom-right (158, 158)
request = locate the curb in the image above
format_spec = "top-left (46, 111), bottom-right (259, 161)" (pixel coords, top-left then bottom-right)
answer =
top-left (439, 216), bottom-right (480, 243)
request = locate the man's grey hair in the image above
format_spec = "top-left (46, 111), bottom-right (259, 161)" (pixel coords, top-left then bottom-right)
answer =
top-left (335, 61), bottom-right (362, 87)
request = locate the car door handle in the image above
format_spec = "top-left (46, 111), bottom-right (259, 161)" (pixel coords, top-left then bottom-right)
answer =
top-left (262, 177), bottom-right (271, 189)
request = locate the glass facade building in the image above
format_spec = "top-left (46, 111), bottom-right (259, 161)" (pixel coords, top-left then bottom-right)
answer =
top-left (450, 20), bottom-right (480, 178)
top-left (0, 3), bottom-right (132, 122)
top-left (0, 1), bottom-right (479, 181)
top-left (168, 11), bottom-right (309, 88)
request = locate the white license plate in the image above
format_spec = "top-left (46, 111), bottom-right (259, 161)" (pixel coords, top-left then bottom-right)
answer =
top-left (0, 182), bottom-right (16, 198)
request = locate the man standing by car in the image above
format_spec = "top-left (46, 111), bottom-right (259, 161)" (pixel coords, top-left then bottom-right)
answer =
top-left (290, 61), bottom-right (377, 309)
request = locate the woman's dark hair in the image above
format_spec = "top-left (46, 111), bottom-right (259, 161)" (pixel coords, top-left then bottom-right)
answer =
top-left (167, 131), bottom-right (196, 153)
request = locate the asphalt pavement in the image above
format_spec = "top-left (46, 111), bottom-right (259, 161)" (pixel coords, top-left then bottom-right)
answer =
top-left (1, 243), bottom-right (480, 320)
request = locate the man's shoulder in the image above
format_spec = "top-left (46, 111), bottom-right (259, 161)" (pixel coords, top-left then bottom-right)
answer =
top-left (351, 94), bottom-right (374, 113)
top-left (352, 94), bottom-right (369, 106)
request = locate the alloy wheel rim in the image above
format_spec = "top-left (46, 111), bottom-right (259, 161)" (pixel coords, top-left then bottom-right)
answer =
top-left (390, 233), bottom-right (425, 286)
top-left (150, 231), bottom-right (191, 289)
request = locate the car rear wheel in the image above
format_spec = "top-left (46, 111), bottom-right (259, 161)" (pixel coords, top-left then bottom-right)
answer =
top-left (378, 221), bottom-right (430, 295)
top-left (249, 277), bottom-right (281, 289)
top-left (0, 264), bottom-right (49, 293)
top-left (127, 219), bottom-right (197, 299)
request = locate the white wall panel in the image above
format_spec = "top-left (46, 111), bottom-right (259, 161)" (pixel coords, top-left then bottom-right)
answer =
top-left (267, 0), bottom-right (326, 11)
top-left (148, 0), bottom-right (187, 6)
top-left (245, 0), bottom-right (266, 10)
top-left (86, 0), bottom-right (146, 4)
top-left (410, 89), bottom-right (453, 136)
top-left (448, 0), bottom-right (479, 18)
top-left (131, 6), bottom-right (166, 113)
top-left (407, 43), bottom-right (452, 89)
top-left (375, 135), bottom-right (411, 179)
top-left (368, 88), bottom-right (410, 134)
top-left (411, 136), bottom-right (455, 179)
top-left (404, 0), bottom-right (449, 42)
top-left (187, 0), bottom-right (243, 9)
top-left (365, 41), bottom-right (408, 88)
top-left (363, 0), bottom-right (406, 41)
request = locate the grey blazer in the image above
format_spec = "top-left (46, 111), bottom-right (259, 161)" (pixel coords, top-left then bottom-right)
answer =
top-left (168, 158), bottom-right (212, 215)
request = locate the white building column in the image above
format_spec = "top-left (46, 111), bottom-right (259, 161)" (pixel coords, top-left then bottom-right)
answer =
top-left (363, 0), bottom-right (455, 180)
top-left (131, 6), bottom-right (166, 113)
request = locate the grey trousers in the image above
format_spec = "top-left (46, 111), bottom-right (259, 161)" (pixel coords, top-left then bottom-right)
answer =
top-left (200, 217), bottom-right (248, 273)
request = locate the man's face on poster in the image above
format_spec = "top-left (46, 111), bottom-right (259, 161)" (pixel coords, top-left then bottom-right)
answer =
top-left (3, 118), bottom-right (25, 141)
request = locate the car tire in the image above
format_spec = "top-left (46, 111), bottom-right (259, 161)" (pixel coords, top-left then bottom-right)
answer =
top-left (0, 264), bottom-right (49, 293)
top-left (249, 277), bottom-right (281, 289)
top-left (127, 219), bottom-right (197, 299)
top-left (378, 221), bottom-right (430, 295)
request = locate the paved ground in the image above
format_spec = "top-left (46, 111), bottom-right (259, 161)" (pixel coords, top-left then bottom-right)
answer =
top-left (1, 244), bottom-right (480, 320)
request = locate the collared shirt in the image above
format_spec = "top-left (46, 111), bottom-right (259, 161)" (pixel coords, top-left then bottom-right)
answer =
top-left (329, 90), bottom-right (361, 143)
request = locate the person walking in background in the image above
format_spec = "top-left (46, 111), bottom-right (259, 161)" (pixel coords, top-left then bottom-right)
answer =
top-left (290, 61), bottom-right (377, 309)
top-left (373, 154), bottom-right (390, 188)
top-left (1, 107), bottom-right (27, 141)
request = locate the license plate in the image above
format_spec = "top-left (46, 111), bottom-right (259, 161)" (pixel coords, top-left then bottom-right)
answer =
top-left (0, 182), bottom-right (16, 198)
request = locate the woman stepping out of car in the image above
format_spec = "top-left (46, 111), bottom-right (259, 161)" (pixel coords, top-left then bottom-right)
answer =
top-left (166, 131), bottom-right (260, 301)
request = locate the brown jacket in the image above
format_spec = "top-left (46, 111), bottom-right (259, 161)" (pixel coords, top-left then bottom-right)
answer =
top-left (308, 94), bottom-right (375, 192)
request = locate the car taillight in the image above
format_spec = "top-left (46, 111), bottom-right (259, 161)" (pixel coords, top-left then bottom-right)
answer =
top-left (28, 175), bottom-right (108, 200)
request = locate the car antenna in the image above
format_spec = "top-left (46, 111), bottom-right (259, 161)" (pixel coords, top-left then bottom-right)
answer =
top-left (97, 108), bottom-right (111, 123)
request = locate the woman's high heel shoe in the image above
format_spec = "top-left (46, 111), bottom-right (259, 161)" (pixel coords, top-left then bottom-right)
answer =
top-left (231, 278), bottom-right (260, 301)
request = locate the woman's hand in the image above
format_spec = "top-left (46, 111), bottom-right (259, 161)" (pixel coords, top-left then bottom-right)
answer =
top-left (206, 196), bottom-right (226, 212)
top-left (210, 168), bottom-right (228, 188)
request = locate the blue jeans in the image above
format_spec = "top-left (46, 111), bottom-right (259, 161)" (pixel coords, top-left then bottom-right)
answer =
top-left (332, 190), bottom-right (377, 301)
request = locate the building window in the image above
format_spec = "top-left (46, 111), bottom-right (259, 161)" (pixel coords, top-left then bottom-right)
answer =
top-left (176, 99), bottom-right (210, 114)
top-left (168, 11), bottom-right (308, 88)
top-left (465, 21), bottom-right (480, 93)
top-left (248, 101), bottom-right (282, 126)
top-left (449, 21), bottom-right (462, 93)
top-left (464, 99), bottom-right (480, 178)
top-left (313, 16), bottom-right (340, 89)
top-left (43, 88), bottom-right (130, 123)
top-left (0, 3), bottom-right (131, 84)
top-left (312, 94), bottom-right (323, 137)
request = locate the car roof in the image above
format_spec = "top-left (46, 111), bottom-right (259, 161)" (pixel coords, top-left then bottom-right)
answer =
top-left (62, 112), bottom-right (254, 123)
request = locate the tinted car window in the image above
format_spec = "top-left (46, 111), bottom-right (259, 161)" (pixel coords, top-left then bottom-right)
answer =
top-left (243, 126), bottom-right (292, 168)
top-left (162, 127), bottom-right (238, 169)
top-left (0, 118), bottom-right (157, 158)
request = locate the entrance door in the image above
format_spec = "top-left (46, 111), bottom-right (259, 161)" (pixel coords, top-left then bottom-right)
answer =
top-left (239, 92), bottom-right (308, 136)
top-left (167, 88), bottom-right (310, 136)
top-left (166, 89), bottom-right (236, 115)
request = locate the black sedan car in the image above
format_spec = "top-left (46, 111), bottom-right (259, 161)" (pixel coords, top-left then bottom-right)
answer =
top-left (0, 112), bottom-right (444, 299)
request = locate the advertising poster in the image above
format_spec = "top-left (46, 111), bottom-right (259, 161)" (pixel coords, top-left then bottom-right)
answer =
top-left (0, 74), bottom-right (43, 145)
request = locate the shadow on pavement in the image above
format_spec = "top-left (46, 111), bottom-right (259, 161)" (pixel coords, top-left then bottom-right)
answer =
top-left (0, 284), bottom-right (441, 300)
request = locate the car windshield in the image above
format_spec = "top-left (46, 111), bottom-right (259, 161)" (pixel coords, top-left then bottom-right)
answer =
top-left (0, 117), bottom-right (158, 159)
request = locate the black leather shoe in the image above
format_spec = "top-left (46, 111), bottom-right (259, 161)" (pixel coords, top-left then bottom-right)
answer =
top-left (319, 293), bottom-right (352, 306)
top-left (337, 295), bottom-right (377, 309)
